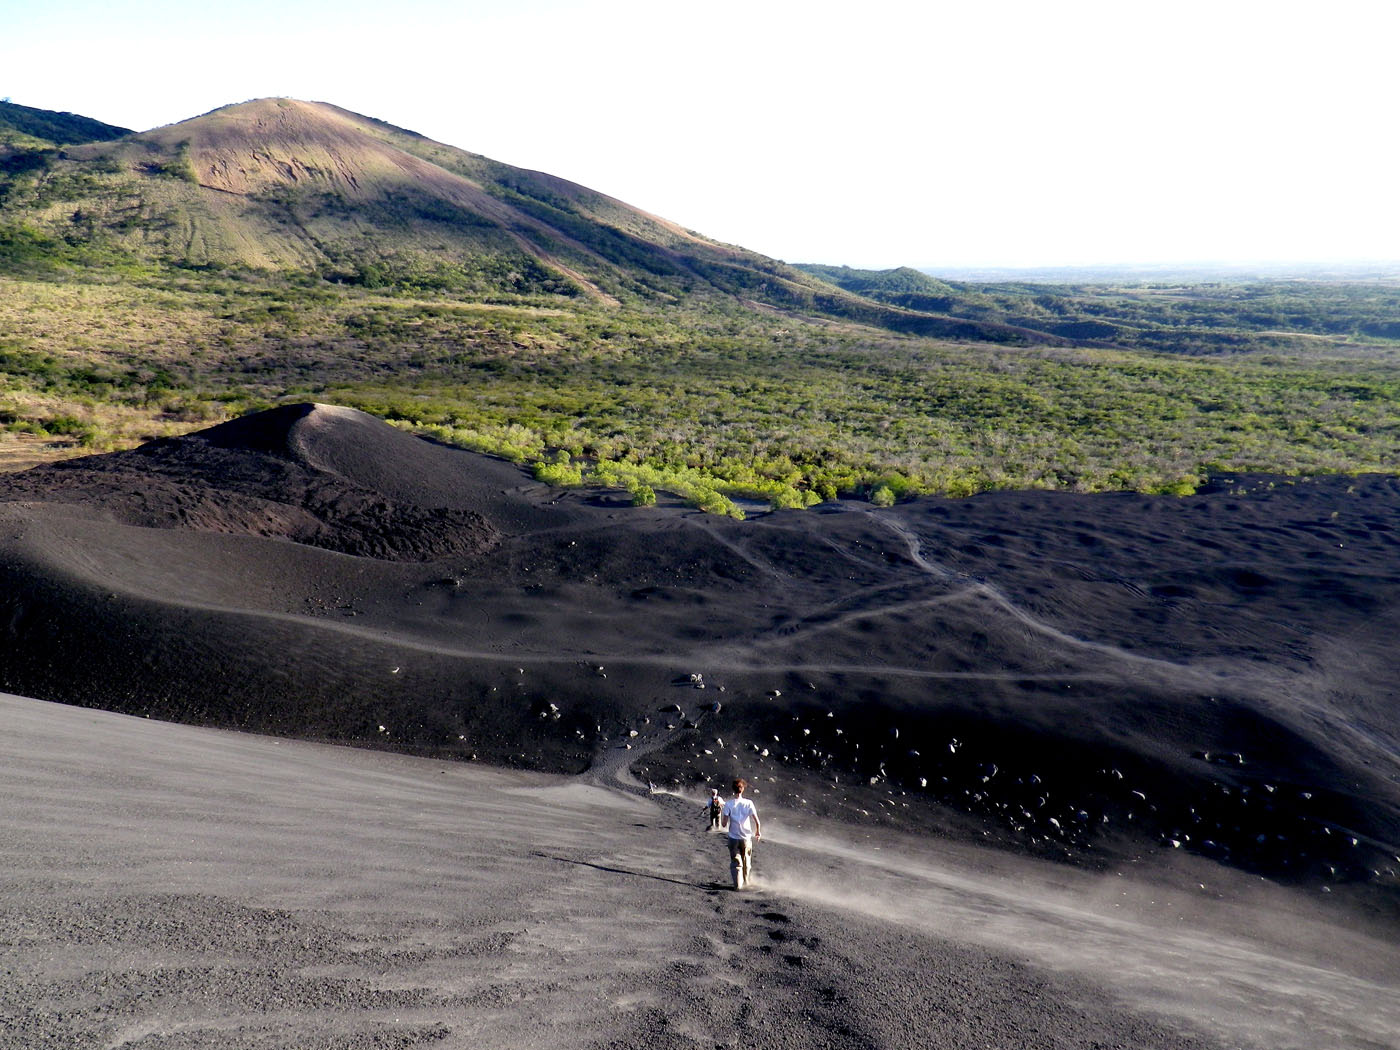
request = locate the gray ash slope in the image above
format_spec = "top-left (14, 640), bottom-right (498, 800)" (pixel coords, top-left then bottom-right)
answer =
top-left (1, 404), bottom-right (1397, 910)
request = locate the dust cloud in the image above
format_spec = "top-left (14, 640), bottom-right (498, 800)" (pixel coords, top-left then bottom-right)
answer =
top-left (761, 821), bottom-right (1400, 1050)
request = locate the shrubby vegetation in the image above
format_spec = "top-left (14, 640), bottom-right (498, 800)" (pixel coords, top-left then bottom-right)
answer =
top-left (5, 259), bottom-right (1400, 510)
top-left (801, 264), bottom-right (1400, 356)
top-left (1, 101), bottom-right (1398, 508)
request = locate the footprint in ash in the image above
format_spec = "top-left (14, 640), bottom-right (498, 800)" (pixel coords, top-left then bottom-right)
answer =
top-left (753, 909), bottom-right (812, 968)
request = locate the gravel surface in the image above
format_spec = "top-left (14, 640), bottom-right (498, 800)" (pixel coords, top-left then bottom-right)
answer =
top-left (4, 694), bottom-right (1396, 1050)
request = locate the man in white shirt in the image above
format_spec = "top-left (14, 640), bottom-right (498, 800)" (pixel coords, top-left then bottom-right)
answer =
top-left (720, 777), bottom-right (761, 889)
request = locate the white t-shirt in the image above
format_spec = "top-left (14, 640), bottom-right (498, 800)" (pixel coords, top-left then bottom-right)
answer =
top-left (722, 796), bottom-right (758, 841)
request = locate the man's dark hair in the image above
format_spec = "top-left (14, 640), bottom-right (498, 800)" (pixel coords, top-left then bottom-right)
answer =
top-left (733, 778), bottom-right (747, 793)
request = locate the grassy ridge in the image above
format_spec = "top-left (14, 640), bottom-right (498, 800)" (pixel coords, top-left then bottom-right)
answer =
top-left (4, 268), bottom-right (1400, 508)
top-left (0, 100), bottom-right (131, 147)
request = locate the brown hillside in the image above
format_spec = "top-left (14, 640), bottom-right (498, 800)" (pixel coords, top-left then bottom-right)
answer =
top-left (143, 99), bottom-right (472, 200)
top-left (7, 96), bottom-right (1076, 338)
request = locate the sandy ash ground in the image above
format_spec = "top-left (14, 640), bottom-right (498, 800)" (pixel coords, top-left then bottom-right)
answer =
top-left (4, 693), bottom-right (1398, 1050)
top-left (1, 404), bottom-right (1399, 1046)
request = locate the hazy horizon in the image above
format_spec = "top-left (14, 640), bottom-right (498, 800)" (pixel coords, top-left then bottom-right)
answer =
top-left (6, 0), bottom-right (1399, 272)
top-left (916, 258), bottom-right (1400, 280)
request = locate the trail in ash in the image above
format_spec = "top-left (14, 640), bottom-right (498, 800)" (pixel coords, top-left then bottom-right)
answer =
top-left (584, 726), bottom-right (686, 796)
top-left (23, 525), bottom-right (1125, 687)
top-left (706, 510), bottom-right (1233, 688)
top-left (870, 513), bottom-right (1400, 776)
top-left (872, 511), bottom-right (1339, 699)
top-left (872, 514), bottom-right (1232, 683)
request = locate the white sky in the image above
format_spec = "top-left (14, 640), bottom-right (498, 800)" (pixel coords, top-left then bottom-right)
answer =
top-left (4, 0), bottom-right (1398, 269)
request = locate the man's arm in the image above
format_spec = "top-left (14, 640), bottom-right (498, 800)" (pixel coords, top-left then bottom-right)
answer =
top-left (752, 811), bottom-right (760, 839)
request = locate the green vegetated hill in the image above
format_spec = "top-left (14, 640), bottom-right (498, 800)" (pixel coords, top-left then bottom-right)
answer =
top-left (0, 96), bottom-right (1042, 340)
top-left (0, 100), bottom-right (132, 147)
top-left (0, 101), bottom-right (133, 207)
top-left (3, 98), bottom-right (1400, 509)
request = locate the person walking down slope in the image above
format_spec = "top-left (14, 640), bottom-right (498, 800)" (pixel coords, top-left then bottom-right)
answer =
top-left (706, 788), bottom-right (723, 830)
top-left (720, 778), bottom-right (760, 889)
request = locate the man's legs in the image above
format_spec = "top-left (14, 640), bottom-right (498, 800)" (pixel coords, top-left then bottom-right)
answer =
top-left (727, 838), bottom-right (747, 889)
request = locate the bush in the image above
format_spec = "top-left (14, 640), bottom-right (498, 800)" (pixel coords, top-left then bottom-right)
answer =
top-left (534, 450), bottom-right (584, 487)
